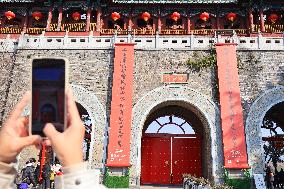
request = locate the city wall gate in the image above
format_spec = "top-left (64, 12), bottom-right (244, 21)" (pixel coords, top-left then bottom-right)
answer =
top-left (141, 134), bottom-right (202, 185)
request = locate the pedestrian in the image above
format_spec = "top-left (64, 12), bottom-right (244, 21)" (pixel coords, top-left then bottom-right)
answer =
top-left (42, 162), bottom-right (51, 189)
top-left (266, 166), bottom-right (274, 189)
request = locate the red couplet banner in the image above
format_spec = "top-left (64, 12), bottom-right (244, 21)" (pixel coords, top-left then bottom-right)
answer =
top-left (106, 43), bottom-right (135, 167)
top-left (216, 44), bottom-right (250, 169)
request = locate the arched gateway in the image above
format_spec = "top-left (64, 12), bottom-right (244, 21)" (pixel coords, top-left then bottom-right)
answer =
top-left (130, 85), bottom-right (224, 186)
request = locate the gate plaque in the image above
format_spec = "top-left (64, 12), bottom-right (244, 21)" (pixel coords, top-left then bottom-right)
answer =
top-left (162, 73), bottom-right (188, 83)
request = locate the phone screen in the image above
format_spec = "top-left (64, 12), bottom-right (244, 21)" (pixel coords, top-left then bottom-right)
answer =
top-left (32, 59), bottom-right (65, 137)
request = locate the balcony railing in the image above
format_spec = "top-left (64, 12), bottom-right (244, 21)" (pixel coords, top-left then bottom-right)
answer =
top-left (62, 23), bottom-right (86, 32)
top-left (48, 23), bottom-right (86, 32)
top-left (89, 23), bottom-right (96, 31)
top-left (0, 27), bottom-right (22, 34)
top-left (161, 29), bottom-right (186, 35)
top-left (26, 28), bottom-right (46, 34)
top-left (133, 29), bottom-right (155, 35)
top-left (253, 24), bottom-right (284, 33)
top-left (100, 29), bottom-right (129, 35)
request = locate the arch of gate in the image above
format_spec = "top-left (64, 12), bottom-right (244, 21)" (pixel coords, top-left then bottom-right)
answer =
top-left (246, 86), bottom-right (284, 175)
top-left (71, 84), bottom-right (106, 169)
top-left (130, 85), bottom-right (223, 186)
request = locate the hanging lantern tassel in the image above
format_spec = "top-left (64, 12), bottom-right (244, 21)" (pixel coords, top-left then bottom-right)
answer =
top-left (32, 11), bottom-right (43, 21)
top-left (5, 11), bottom-right (15, 20)
top-left (111, 12), bottom-right (121, 21)
top-left (72, 12), bottom-right (81, 21)
top-left (269, 14), bottom-right (278, 24)
top-left (227, 13), bottom-right (237, 22)
top-left (171, 12), bottom-right (180, 22)
top-left (141, 12), bottom-right (151, 22)
top-left (200, 12), bottom-right (210, 22)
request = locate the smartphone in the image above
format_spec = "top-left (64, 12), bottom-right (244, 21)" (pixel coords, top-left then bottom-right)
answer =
top-left (30, 58), bottom-right (68, 137)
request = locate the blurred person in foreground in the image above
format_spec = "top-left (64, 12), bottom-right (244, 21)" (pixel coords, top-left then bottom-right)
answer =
top-left (0, 90), bottom-right (105, 189)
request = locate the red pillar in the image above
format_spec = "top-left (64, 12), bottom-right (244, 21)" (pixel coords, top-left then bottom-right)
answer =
top-left (187, 10), bottom-right (191, 34)
top-left (46, 5), bottom-right (53, 31)
top-left (128, 15), bottom-right (133, 30)
top-left (216, 14), bottom-right (220, 29)
top-left (57, 6), bottom-right (63, 31)
top-left (23, 8), bottom-right (29, 33)
top-left (96, 8), bottom-right (101, 32)
top-left (248, 8), bottom-right (254, 32)
top-left (259, 8), bottom-right (265, 33)
top-left (158, 15), bottom-right (161, 33)
top-left (86, 7), bottom-right (91, 32)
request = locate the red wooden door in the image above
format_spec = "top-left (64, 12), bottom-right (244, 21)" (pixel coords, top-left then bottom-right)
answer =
top-left (172, 137), bottom-right (202, 184)
top-left (141, 137), bottom-right (171, 184)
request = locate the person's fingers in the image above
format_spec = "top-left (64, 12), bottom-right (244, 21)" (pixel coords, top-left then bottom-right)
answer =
top-left (9, 91), bottom-right (31, 121)
top-left (43, 123), bottom-right (60, 142)
top-left (66, 89), bottom-right (80, 123)
top-left (18, 135), bottom-right (41, 149)
top-left (16, 117), bottom-right (29, 137)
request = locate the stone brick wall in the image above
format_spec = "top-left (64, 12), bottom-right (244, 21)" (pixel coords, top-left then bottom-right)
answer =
top-left (237, 51), bottom-right (284, 118)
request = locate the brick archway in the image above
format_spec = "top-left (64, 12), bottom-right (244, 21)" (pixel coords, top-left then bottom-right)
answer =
top-left (246, 86), bottom-right (284, 175)
top-left (130, 85), bottom-right (223, 186)
top-left (20, 84), bottom-right (106, 170)
top-left (71, 84), bottom-right (106, 169)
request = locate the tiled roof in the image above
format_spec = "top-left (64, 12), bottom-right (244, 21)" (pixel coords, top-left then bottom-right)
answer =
top-left (113, 0), bottom-right (238, 3)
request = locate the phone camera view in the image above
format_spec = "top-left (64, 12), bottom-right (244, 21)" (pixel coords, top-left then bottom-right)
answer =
top-left (32, 59), bottom-right (65, 137)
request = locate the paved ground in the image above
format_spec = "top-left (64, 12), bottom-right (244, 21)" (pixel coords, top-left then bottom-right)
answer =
top-left (140, 185), bottom-right (183, 189)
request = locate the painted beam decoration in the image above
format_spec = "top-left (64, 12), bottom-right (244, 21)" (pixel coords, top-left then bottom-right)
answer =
top-left (216, 43), bottom-right (250, 169)
top-left (106, 43), bottom-right (135, 167)
top-left (112, 0), bottom-right (237, 4)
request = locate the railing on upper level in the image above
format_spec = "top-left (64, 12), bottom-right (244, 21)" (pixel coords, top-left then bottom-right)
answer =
top-left (133, 29), bottom-right (155, 35)
top-left (90, 23), bottom-right (96, 32)
top-left (0, 27), bottom-right (22, 34)
top-left (161, 29), bottom-right (186, 35)
top-left (253, 24), bottom-right (284, 33)
top-left (26, 28), bottom-right (46, 35)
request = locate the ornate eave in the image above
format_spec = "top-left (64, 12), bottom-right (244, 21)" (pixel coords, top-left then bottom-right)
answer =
top-left (112, 0), bottom-right (239, 4)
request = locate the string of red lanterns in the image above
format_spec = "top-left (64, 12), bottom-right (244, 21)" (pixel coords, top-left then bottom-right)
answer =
top-left (200, 12), bottom-right (209, 22)
top-left (141, 12), bottom-right (151, 22)
top-left (5, 11), bottom-right (15, 20)
top-left (171, 12), bottom-right (180, 22)
top-left (111, 12), bottom-right (120, 21)
top-left (32, 11), bottom-right (43, 21)
top-left (72, 12), bottom-right (81, 21)
top-left (227, 13), bottom-right (237, 22)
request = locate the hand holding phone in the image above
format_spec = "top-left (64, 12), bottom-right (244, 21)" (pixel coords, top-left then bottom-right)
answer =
top-left (43, 89), bottom-right (85, 167)
top-left (30, 58), bottom-right (68, 137)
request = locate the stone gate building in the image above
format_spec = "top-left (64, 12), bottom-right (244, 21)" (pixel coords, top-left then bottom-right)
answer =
top-left (0, 0), bottom-right (284, 187)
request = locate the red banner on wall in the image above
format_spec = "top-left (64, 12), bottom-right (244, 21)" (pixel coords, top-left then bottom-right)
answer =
top-left (216, 44), bottom-right (250, 169)
top-left (106, 43), bottom-right (135, 167)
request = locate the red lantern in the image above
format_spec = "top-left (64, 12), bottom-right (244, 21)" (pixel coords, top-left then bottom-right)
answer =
top-left (227, 13), bottom-right (237, 22)
top-left (5, 11), bottom-right (15, 20)
top-left (111, 12), bottom-right (120, 21)
top-left (200, 12), bottom-right (210, 22)
top-left (72, 12), bottom-right (81, 21)
top-left (269, 14), bottom-right (278, 24)
top-left (141, 12), bottom-right (151, 22)
top-left (32, 11), bottom-right (43, 21)
top-left (171, 12), bottom-right (180, 22)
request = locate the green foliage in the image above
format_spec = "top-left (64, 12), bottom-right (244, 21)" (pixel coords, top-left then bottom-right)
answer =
top-left (225, 178), bottom-right (251, 189)
top-left (104, 168), bottom-right (129, 188)
top-left (186, 49), bottom-right (217, 72)
top-left (223, 168), bottom-right (252, 189)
